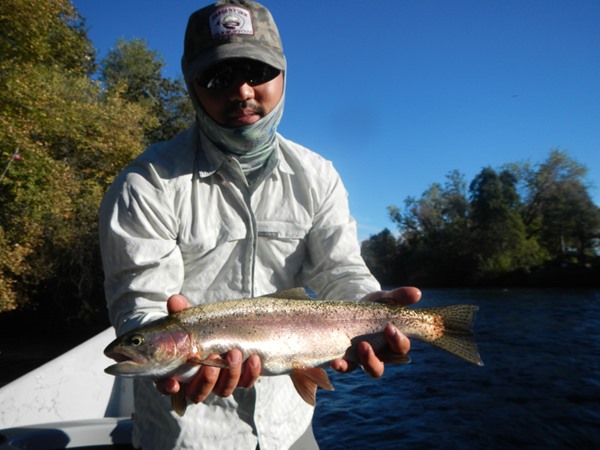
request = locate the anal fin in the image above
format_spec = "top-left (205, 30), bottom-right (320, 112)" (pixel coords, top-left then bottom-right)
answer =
top-left (290, 367), bottom-right (334, 406)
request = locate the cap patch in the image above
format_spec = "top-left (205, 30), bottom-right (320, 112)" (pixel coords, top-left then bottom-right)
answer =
top-left (210, 6), bottom-right (254, 38)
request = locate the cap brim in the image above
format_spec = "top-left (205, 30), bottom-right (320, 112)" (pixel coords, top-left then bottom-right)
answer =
top-left (182, 42), bottom-right (286, 82)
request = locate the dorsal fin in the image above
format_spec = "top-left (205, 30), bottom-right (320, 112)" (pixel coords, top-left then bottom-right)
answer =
top-left (260, 287), bottom-right (313, 301)
top-left (372, 297), bottom-right (398, 306)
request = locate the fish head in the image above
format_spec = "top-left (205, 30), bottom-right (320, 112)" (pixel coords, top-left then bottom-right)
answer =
top-left (104, 320), bottom-right (195, 379)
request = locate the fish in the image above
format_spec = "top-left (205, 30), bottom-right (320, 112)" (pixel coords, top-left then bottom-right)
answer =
top-left (104, 288), bottom-right (483, 415)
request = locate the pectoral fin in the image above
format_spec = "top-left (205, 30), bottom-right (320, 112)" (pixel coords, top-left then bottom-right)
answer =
top-left (187, 356), bottom-right (230, 369)
top-left (171, 390), bottom-right (187, 417)
top-left (290, 367), bottom-right (334, 406)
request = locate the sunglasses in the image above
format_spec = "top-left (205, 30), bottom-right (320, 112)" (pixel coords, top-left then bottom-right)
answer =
top-left (196, 60), bottom-right (281, 90)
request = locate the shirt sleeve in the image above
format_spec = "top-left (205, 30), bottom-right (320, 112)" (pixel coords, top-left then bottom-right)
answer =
top-left (302, 161), bottom-right (381, 300)
top-left (99, 166), bottom-right (185, 336)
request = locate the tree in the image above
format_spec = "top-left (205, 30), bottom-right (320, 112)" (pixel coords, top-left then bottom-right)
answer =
top-left (0, 0), bottom-right (200, 321)
top-left (99, 38), bottom-right (194, 143)
top-left (388, 170), bottom-right (474, 285)
top-left (0, 0), bottom-right (199, 320)
top-left (518, 150), bottom-right (600, 264)
top-left (469, 167), bottom-right (545, 279)
top-left (361, 229), bottom-right (401, 285)
top-left (380, 150), bottom-right (599, 286)
top-left (0, 0), bottom-right (149, 320)
top-left (0, 0), bottom-right (95, 75)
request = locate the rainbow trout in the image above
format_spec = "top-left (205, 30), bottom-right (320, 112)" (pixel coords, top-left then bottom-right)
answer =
top-left (104, 288), bottom-right (483, 415)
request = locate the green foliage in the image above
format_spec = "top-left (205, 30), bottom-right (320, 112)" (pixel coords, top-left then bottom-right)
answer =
top-left (519, 150), bottom-right (599, 262)
top-left (2, 0), bottom-right (598, 324)
top-left (0, 64), bottom-right (148, 317)
top-left (387, 171), bottom-right (475, 285)
top-left (99, 38), bottom-right (194, 144)
top-left (0, 0), bottom-right (95, 74)
top-left (361, 229), bottom-right (402, 285)
top-left (0, 0), bottom-right (188, 322)
top-left (366, 150), bottom-right (600, 287)
top-left (469, 167), bottom-right (546, 279)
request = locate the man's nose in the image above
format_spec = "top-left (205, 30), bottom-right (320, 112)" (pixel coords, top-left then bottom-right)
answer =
top-left (228, 75), bottom-right (254, 102)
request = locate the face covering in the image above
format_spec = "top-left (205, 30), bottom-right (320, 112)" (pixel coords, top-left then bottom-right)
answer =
top-left (194, 75), bottom-right (286, 187)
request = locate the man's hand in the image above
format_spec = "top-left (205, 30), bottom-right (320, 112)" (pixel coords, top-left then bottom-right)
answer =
top-left (155, 294), bottom-right (262, 403)
top-left (330, 286), bottom-right (422, 378)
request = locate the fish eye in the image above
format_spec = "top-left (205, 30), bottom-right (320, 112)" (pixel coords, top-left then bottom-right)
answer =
top-left (128, 334), bottom-right (144, 347)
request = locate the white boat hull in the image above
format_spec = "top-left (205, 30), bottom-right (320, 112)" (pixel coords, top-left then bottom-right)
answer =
top-left (0, 328), bottom-right (134, 448)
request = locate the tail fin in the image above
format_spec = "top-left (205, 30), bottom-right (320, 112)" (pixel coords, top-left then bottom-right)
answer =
top-left (429, 305), bottom-right (484, 366)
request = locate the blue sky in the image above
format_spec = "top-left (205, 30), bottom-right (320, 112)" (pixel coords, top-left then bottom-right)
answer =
top-left (73, 0), bottom-right (600, 240)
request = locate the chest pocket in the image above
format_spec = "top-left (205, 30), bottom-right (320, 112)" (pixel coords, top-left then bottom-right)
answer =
top-left (179, 216), bottom-right (248, 259)
top-left (257, 221), bottom-right (310, 240)
top-left (256, 221), bottom-right (312, 281)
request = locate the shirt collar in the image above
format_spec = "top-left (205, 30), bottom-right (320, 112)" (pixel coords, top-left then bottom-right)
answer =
top-left (276, 143), bottom-right (294, 175)
top-left (195, 126), bottom-right (225, 178)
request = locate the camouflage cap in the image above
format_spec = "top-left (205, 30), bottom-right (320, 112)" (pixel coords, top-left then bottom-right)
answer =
top-left (181, 0), bottom-right (286, 83)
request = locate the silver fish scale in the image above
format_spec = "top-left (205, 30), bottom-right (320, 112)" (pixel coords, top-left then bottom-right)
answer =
top-left (171, 298), bottom-right (448, 373)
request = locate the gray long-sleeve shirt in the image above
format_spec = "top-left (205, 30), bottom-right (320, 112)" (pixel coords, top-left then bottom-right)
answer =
top-left (99, 123), bottom-right (380, 449)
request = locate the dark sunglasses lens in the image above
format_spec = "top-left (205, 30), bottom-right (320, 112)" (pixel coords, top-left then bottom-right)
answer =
top-left (198, 61), bottom-right (280, 89)
top-left (244, 63), bottom-right (280, 85)
top-left (199, 65), bottom-right (234, 89)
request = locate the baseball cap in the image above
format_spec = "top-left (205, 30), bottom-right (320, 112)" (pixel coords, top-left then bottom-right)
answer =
top-left (181, 0), bottom-right (286, 83)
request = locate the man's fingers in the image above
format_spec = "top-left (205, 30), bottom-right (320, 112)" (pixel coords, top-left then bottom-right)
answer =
top-left (213, 349), bottom-right (243, 397)
top-left (238, 354), bottom-right (262, 389)
top-left (167, 294), bottom-right (191, 314)
top-left (156, 377), bottom-right (180, 396)
top-left (352, 326), bottom-right (409, 379)
top-left (357, 342), bottom-right (384, 378)
top-left (186, 355), bottom-right (221, 403)
top-left (384, 324), bottom-right (410, 355)
top-left (362, 287), bottom-right (422, 306)
top-left (330, 358), bottom-right (358, 373)
top-left (385, 286), bottom-right (422, 305)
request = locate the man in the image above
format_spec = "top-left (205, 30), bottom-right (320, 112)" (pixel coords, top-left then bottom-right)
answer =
top-left (99, 1), bottom-right (420, 448)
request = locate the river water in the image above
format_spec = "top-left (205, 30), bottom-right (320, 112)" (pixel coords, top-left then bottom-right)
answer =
top-left (313, 288), bottom-right (600, 449)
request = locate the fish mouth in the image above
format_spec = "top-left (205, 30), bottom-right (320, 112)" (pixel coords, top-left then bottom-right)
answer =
top-left (104, 360), bottom-right (148, 376)
top-left (108, 352), bottom-right (133, 363)
top-left (104, 355), bottom-right (186, 379)
top-left (104, 347), bottom-right (150, 375)
top-left (104, 346), bottom-right (149, 375)
top-left (104, 346), bottom-right (142, 364)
